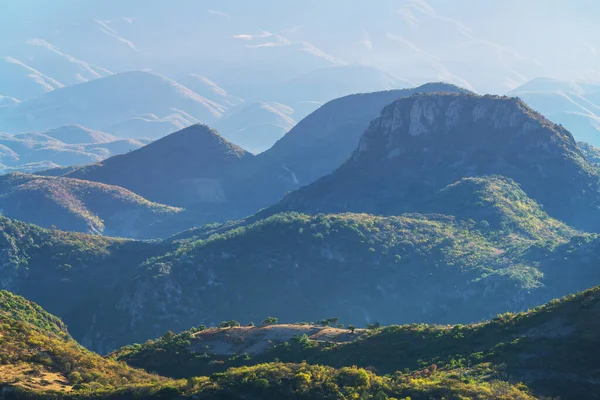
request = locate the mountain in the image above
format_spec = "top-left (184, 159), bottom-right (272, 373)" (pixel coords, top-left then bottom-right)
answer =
top-left (269, 92), bottom-right (600, 232)
top-left (0, 56), bottom-right (63, 100)
top-left (115, 286), bottom-right (600, 399)
top-left (1, 172), bottom-right (598, 353)
top-left (19, 38), bottom-right (113, 87)
top-left (0, 71), bottom-right (226, 136)
top-left (214, 101), bottom-right (297, 153)
top-left (105, 111), bottom-right (199, 140)
top-left (42, 124), bottom-right (117, 144)
top-left (511, 78), bottom-right (600, 146)
top-left (0, 173), bottom-right (182, 237)
top-left (231, 65), bottom-right (414, 105)
top-left (0, 290), bottom-right (165, 396)
top-left (180, 74), bottom-right (244, 107)
top-left (271, 65), bottom-right (414, 103)
top-left (0, 130), bottom-right (146, 174)
top-left (579, 141), bottom-right (600, 166)
top-left (67, 124), bottom-right (253, 208)
top-left (227, 83), bottom-right (470, 215)
top-left (0, 292), bottom-right (535, 400)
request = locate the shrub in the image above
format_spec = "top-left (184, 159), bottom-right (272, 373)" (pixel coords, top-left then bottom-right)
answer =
top-left (262, 316), bottom-right (279, 326)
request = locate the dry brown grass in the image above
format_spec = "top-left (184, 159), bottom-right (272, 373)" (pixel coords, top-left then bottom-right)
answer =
top-left (0, 364), bottom-right (72, 393)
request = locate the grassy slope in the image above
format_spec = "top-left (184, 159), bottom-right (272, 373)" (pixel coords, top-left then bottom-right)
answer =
top-left (0, 173), bottom-right (182, 238)
top-left (0, 291), bottom-right (165, 395)
top-left (2, 174), bottom-right (597, 355)
top-left (1, 291), bottom-right (534, 400)
top-left (115, 287), bottom-right (600, 400)
top-left (117, 176), bottom-right (582, 344)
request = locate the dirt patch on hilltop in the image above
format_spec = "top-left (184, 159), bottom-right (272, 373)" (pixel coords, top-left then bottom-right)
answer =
top-left (191, 324), bottom-right (366, 356)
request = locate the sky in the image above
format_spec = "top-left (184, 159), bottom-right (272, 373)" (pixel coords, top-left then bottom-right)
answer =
top-left (1, 0), bottom-right (600, 93)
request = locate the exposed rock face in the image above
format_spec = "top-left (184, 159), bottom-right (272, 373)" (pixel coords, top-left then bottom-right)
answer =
top-left (271, 93), bottom-right (600, 232)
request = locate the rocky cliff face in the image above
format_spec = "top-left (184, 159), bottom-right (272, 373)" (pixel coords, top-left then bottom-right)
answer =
top-left (272, 93), bottom-right (600, 232)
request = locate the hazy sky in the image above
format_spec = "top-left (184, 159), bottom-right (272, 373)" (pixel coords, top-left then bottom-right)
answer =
top-left (1, 0), bottom-right (599, 93)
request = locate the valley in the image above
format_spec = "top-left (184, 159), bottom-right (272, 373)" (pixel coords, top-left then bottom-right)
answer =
top-left (0, 2), bottom-right (599, 398)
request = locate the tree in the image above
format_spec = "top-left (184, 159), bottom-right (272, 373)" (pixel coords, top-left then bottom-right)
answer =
top-left (366, 322), bottom-right (381, 330)
top-left (262, 316), bottom-right (279, 326)
top-left (219, 320), bottom-right (241, 328)
top-left (348, 325), bottom-right (356, 334)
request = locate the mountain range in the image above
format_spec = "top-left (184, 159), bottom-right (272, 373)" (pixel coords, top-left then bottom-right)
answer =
top-left (269, 92), bottom-right (600, 232)
top-left (0, 85), bottom-right (599, 400)
top-left (0, 71), bottom-right (226, 137)
top-left (511, 77), bottom-right (600, 146)
top-left (0, 125), bottom-right (147, 174)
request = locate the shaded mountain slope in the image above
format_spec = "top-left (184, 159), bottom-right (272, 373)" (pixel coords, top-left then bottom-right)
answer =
top-left (227, 83), bottom-right (469, 215)
top-left (1, 174), bottom-right (599, 354)
top-left (270, 92), bottom-right (600, 232)
top-left (101, 184), bottom-right (583, 351)
top-left (67, 124), bottom-right (253, 208)
top-left (0, 173), bottom-right (182, 237)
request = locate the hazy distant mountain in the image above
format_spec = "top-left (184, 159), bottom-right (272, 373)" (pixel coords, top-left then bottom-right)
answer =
top-left (0, 127), bottom-right (146, 174)
top-left (0, 173), bottom-right (182, 237)
top-left (20, 39), bottom-right (113, 86)
top-left (272, 65), bottom-right (413, 103)
top-left (270, 92), bottom-right (600, 232)
top-left (43, 125), bottom-right (117, 144)
top-left (67, 124), bottom-right (253, 208)
top-left (230, 65), bottom-right (413, 105)
top-left (0, 56), bottom-right (63, 100)
top-left (215, 102), bottom-right (297, 153)
top-left (228, 83), bottom-right (469, 215)
top-left (0, 71), bottom-right (226, 136)
top-left (511, 78), bottom-right (600, 145)
top-left (105, 111), bottom-right (199, 140)
top-left (180, 74), bottom-right (244, 108)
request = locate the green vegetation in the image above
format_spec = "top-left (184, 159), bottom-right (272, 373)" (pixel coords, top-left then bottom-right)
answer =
top-left (0, 291), bottom-right (165, 395)
top-left (114, 287), bottom-right (600, 400)
top-left (578, 141), bottom-right (600, 167)
top-left (1, 291), bottom-right (537, 400)
top-left (0, 290), bottom-right (67, 336)
top-left (0, 172), bottom-right (182, 238)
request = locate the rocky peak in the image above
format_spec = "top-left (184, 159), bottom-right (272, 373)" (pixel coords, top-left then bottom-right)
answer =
top-left (355, 93), bottom-right (578, 162)
top-left (271, 93), bottom-right (600, 232)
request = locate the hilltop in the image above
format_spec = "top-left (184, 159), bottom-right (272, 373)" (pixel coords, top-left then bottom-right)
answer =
top-left (271, 92), bottom-right (600, 232)
top-left (67, 124), bottom-right (253, 208)
top-left (0, 173), bottom-right (183, 237)
top-left (228, 83), bottom-right (469, 215)
top-left (114, 286), bottom-right (600, 399)
top-left (0, 290), bottom-right (535, 400)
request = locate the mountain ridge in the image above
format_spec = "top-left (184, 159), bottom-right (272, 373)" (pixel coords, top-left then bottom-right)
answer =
top-left (269, 92), bottom-right (600, 232)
